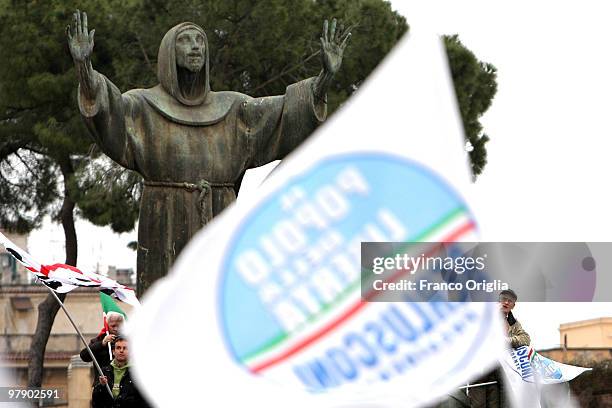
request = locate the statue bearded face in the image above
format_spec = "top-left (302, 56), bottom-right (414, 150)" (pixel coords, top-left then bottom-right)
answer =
top-left (175, 28), bottom-right (205, 73)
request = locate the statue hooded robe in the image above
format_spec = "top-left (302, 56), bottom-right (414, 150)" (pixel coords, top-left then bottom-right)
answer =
top-left (78, 22), bottom-right (326, 295)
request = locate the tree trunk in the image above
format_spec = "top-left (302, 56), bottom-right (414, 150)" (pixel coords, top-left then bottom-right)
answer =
top-left (27, 160), bottom-right (77, 390)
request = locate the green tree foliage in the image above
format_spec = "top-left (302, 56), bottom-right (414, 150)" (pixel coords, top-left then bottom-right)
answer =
top-left (71, 157), bottom-right (141, 233)
top-left (0, 150), bottom-right (57, 233)
top-left (444, 34), bottom-right (497, 178)
top-left (0, 1), bottom-right (80, 231)
top-left (0, 0), bottom-right (139, 388)
top-left (0, 0), bottom-right (142, 234)
top-left (0, 0), bottom-right (140, 232)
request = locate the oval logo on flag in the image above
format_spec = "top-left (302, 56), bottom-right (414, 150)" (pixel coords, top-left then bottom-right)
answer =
top-left (220, 153), bottom-right (486, 391)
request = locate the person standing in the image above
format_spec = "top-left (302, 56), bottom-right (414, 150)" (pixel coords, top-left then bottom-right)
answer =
top-left (470, 289), bottom-right (531, 407)
top-left (499, 289), bottom-right (530, 348)
top-left (80, 312), bottom-right (124, 370)
top-left (92, 337), bottom-right (151, 408)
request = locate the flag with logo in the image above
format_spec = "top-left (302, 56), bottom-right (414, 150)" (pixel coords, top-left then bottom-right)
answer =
top-left (0, 232), bottom-right (139, 307)
top-left (501, 345), bottom-right (590, 407)
top-left (129, 24), bottom-right (507, 408)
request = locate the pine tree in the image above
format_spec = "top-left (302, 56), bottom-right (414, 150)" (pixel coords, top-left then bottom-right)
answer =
top-left (444, 34), bottom-right (497, 178)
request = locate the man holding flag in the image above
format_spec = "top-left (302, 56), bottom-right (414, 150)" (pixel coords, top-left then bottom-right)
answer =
top-left (496, 289), bottom-right (590, 407)
top-left (92, 337), bottom-right (151, 408)
top-left (471, 289), bottom-right (531, 407)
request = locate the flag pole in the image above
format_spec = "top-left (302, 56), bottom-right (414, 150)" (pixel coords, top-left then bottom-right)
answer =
top-left (106, 330), bottom-right (113, 361)
top-left (42, 284), bottom-right (114, 398)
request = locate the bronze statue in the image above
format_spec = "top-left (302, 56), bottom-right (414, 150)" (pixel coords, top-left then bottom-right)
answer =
top-left (67, 10), bottom-right (350, 295)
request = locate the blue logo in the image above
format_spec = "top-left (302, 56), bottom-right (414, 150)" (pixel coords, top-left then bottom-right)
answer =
top-left (218, 153), bottom-right (486, 389)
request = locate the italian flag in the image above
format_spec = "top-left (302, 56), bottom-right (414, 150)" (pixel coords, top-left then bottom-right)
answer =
top-left (99, 292), bottom-right (127, 336)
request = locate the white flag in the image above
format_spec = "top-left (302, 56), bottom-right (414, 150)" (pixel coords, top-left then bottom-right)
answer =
top-left (129, 28), bottom-right (506, 408)
top-left (500, 345), bottom-right (590, 407)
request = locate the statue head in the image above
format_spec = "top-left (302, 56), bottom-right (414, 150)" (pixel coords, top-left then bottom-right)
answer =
top-left (158, 22), bottom-right (210, 106)
top-left (175, 27), bottom-right (206, 73)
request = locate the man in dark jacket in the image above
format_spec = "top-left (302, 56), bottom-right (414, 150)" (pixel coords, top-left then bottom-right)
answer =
top-left (80, 312), bottom-right (124, 369)
top-left (92, 337), bottom-right (151, 408)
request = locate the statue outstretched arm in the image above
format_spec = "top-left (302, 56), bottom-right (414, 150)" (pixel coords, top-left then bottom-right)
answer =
top-left (67, 10), bottom-right (97, 101)
top-left (243, 19), bottom-right (350, 168)
top-left (312, 18), bottom-right (352, 102)
top-left (66, 10), bottom-right (141, 172)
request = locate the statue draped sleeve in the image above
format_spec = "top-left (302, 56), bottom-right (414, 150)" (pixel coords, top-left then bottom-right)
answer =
top-left (241, 77), bottom-right (327, 169)
top-left (77, 72), bottom-right (144, 173)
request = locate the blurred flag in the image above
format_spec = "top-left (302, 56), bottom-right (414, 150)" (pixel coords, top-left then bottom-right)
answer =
top-left (501, 344), bottom-right (590, 407)
top-left (0, 232), bottom-right (139, 306)
top-left (129, 27), bottom-right (506, 408)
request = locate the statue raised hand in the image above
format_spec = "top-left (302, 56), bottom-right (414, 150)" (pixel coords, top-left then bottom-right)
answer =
top-left (313, 18), bottom-right (352, 101)
top-left (67, 9), bottom-right (95, 61)
top-left (66, 10), bottom-right (97, 99)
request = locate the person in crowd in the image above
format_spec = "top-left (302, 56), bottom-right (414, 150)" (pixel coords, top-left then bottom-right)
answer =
top-left (470, 289), bottom-right (531, 407)
top-left (80, 312), bottom-right (125, 369)
top-left (499, 289), bottom-right (531, 348)
top-left (92, 336), bottom-right (151, 408)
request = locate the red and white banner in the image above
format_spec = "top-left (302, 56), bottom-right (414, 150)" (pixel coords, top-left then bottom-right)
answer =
top-left (0, 232), bottom-right (139, 306)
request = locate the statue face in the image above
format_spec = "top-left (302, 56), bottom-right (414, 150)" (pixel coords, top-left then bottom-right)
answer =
top-left (175, 28), bottom-right (205, 73)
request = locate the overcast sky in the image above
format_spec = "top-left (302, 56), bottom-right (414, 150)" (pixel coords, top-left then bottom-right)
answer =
top-left (29, 0), bottom-right (611, 349)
